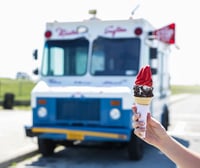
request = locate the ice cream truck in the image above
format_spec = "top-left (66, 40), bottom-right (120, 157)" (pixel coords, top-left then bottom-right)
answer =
top-left (25, 10), bottom-right (175, 160)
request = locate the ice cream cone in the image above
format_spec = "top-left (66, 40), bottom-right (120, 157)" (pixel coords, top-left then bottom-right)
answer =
top-left (134, 97), bottom-right (152, 105)
top-left (133, 65), bottom-right (154, 138)
top-left (134, 96), bottom-right (153, 138)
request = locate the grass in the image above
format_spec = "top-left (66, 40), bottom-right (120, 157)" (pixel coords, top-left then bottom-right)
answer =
top-left (0, 78), bottom-right (36, 101)
top-left (170, 85), bottom-right (200, 95)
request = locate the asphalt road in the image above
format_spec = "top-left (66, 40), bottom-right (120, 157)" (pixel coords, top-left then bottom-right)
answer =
top-left (0, 109), bottom-right (37, 167)
top-left (12, 143), bottom-right (177, 168)
top-left (2, 94), bottom-right (200, 168)
top-left (168, 94), bottom-right (200, 154)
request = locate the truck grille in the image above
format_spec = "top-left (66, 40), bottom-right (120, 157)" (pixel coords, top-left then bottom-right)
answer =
top-left (56, 98), bottom-right (100, 122)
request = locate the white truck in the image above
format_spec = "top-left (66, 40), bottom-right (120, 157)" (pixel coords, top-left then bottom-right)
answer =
top-left (25, 11), bottom-right (175, 160)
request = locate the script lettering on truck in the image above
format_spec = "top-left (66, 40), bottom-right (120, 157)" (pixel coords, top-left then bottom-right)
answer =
top-left (104, 26), bottom-right (127, 37)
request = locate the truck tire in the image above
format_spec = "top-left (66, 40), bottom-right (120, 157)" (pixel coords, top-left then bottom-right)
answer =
top-left (128, 130), bottom-right (144, 160)
top-left (38, 138), bottom-right (56, 157)
top-left (161, 105), bottom-right (169, 131)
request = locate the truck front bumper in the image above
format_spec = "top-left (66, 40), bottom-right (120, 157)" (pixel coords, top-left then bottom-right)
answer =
top-left (25, 126), bottom-right (130, 141)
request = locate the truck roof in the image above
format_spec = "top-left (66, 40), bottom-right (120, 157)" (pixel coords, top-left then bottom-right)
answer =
top-left (44, 18), bottom-right (155, 40)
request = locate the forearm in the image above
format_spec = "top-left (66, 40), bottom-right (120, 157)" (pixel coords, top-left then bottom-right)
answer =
top-left (157, 135), bottom-right (200, 168)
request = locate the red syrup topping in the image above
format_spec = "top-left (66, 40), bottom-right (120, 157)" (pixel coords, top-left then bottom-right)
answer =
top-left (135, 65), bottom-right (153, 87)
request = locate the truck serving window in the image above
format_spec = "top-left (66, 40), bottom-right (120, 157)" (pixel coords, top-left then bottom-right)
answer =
top-left (91, 37), bottom-right (140, 76)
top-left (41, 38), bottom-right (89, 76)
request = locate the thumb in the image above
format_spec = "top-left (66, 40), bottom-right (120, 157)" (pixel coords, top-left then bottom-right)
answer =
top-left (147, 113), bottom-right (155, 126)
top-left (147, 113), bottom-right (151, 122)
top-left (147, 113), bottom-right (160, 127)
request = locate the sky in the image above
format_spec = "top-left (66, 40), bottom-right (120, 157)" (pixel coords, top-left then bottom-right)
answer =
top-left (0, 0), bottom-right (199, 85)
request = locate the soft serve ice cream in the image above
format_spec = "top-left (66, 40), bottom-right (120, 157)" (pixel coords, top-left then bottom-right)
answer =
top-left (133, 65), bottom-right (154, 138)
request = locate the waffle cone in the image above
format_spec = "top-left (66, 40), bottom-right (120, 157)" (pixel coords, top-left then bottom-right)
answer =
top-left (134, 96), bottom-right (152, 105)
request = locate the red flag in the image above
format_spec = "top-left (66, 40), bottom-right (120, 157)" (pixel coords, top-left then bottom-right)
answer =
top-left (153, 23), bottom-right (175, 44)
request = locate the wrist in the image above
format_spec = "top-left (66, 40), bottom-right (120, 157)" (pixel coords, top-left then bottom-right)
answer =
top-left (155, 132), bottom-right (171, 150)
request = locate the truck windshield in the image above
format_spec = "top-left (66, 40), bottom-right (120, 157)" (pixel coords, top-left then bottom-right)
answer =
top-left (91, 37), bottom-right (140, 76)
top-left (41, 38), bottom-right (89, 76)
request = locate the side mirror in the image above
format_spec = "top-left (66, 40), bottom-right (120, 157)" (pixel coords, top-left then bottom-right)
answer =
top-left (150, 47), bottom-right (157, 59)
top-left (151, 68), bottom-right (157, 75)
top-left (33, 68), bottom-right (39, 75)
top-left (33, 49), bottom-right (38, 60)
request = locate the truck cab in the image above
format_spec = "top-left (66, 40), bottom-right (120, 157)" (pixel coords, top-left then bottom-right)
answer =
top-left (25, 12), bottom-right (175, 160)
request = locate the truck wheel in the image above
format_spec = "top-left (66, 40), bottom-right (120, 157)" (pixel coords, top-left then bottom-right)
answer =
top-left (38, 138), bottom-right (56, 157)
top-left (161, 105), bottom-right (169, 131)
top-left (128, 130), bottom-right (144, 160)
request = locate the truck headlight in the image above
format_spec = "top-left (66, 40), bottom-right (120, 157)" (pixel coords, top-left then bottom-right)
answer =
top-left (110, 108), bottom-right (121, 120)
top-left (37, 107), bottom-right (47, 118)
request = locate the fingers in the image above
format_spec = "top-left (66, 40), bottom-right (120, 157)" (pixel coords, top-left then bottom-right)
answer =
top-left (132, 104), bottom-right (139, 121)
top-left (133, 113), bottom-right (140, 121)
top-left (132, 104), bottom-right (146, 138)
top-left (133, 119), bottom-right (146, 139)
top-left (132, 112), bottom-right (145, 131)
top-left (132, 104), bottom-right (137, 114)
top-left (133, 120), bottom-right (145, 128)
top-left (132, 104), bottom-right (141, 128)
top-left (134, 126), bottom-right (146, 138)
